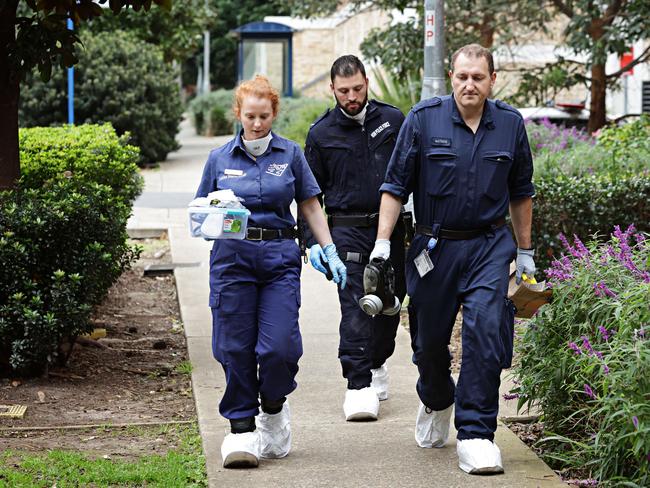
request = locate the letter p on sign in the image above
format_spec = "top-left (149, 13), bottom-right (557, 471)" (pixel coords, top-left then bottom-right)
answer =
top-left (425, 10), bottom-right (435, 47)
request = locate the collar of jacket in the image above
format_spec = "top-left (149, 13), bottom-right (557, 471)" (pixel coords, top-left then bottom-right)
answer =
top-left (449, 95), bottom-right (495, 130)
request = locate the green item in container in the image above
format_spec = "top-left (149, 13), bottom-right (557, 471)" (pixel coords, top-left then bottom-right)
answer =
top-left (223, 215), bottom-right (242, 233)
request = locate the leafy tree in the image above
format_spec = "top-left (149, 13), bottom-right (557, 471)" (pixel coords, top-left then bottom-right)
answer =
top-left (0, 0), bottom-right (173, 190)
top-left (284, 0), bottom-right (650, 133)
top-left (20, 30), bottom-right (184, 165)
top-left (280, 0), bottom-right (549, 81)
top-left (505, 58), bottom-right (588, 107)
top-left (85, 0), bottom-right (212, 64)
top-left (548, 0), bottom-right (650, 132)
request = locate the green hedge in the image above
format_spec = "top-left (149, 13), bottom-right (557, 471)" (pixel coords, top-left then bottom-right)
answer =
top-left (19, 124), bottom-right (143, 203)
top-left (187, 89), bottom-right (235, 136)
top-left (533, 172), bottom-right (650, 270)
top-left (528, 117), bottom-right (650, 271)
top-left (187, 91), bottom-right (330, 145)
top-left (513, 227), bottom-right (649, 486)
top-left (0, 125), bottom-right (142, 376)
top-left (273, 98), bottom-right (330, 147)
top-left (19, 30), bottom-right (183, 165)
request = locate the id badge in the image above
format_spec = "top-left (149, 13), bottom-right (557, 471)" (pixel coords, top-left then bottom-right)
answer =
top-left (414, 249), bottom-right (434, 277)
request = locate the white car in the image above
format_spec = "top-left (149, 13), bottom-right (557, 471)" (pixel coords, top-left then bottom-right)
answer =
top-left (517, 104), bottom-right (590, 129)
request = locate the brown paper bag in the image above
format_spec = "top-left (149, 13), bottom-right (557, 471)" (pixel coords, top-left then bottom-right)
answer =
top-left (507, 273), bottom-right (552, 318)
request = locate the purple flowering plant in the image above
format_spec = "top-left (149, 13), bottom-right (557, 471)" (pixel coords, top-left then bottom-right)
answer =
top-left (512, 226), bottom-right (649, 485)
top-left (525, 118), bottom-right (594, 159)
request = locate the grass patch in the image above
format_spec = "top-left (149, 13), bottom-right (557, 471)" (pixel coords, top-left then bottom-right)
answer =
top-left (175, 360), bottom-right (193, 376)
top-left (0, 423), bottom-right (206, 487)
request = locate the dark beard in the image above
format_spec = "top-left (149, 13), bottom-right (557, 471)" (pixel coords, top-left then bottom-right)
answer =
top-left (336, 95), bottom-right (368, 116)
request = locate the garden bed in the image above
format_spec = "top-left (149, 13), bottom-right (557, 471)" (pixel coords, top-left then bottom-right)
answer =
top-left (0, 236), bottom-right (196, 460)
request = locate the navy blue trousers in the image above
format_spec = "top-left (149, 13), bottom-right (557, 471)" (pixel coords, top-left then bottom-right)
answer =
top-left (209, 238), bottom-right (303, 420)
top-left (406, 226), bottom-right (516, 441)
top-left (332, 222), bottom-right (406, 389)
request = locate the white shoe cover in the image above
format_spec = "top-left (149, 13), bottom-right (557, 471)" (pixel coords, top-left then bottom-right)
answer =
top-left (221, 431), bottom-right (260, 468)
top-left (457, 438), bottom-right (504, 474)
top-left (371, 363), bottom-right (389, 401)
top-left (415, 401), bottom-right (453, 448)
top-left (344, 387), bottom-right (380, 421)
top-left (258, 402), bottom-right (291, 459)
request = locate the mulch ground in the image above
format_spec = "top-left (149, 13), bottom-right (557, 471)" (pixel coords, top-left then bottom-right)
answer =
top-left (0, 236), bottom-right (196, 459)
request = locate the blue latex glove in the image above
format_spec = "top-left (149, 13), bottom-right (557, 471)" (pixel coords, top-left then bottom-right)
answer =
top-left (323, 243), bottom-right (347, 289)
top-left (309, 244), bottom-right (328, 274)
top-left (515, 248), bottom-right (536, 284)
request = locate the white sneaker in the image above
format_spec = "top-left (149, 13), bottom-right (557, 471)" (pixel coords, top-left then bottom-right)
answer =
top-left (221, 431), bottom-right (260, 468)
top-left (415, 401), bottom-right (453, 448)
top-left (258, 402), bottom-right (291, 459)
top-left (371, 363), bottom-right (389, 401)
top-left (343, 387), bottom-right (380, 421)
top-left (457, 438), bottom-right (504, 474)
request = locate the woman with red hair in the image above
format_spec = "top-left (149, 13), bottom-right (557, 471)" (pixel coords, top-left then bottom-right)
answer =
top-left (195, 75), bottom-right (346, 468)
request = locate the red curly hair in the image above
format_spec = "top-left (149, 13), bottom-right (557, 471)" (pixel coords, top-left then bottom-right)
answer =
top-left (233, 75), bottom-right (280, 118)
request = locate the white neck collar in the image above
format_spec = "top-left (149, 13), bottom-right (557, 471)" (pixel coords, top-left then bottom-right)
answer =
top-left (340, 103), bottom-right (368, 125)
top-left (242, 132), bottom-right (273, 157)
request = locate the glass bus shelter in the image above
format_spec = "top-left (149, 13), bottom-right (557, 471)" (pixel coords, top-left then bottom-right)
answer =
top-left (232, 21), bottom-right (293, 97)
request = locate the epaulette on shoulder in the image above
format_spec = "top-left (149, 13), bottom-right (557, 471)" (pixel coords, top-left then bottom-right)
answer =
top-left (412, 97), bottom-right (442, 113)
top-left (495, 99), bottom-right (521, 116)
top-left (372, 99), bottom-right (400, 111)
top-left (309, 107), bottom-right (332, 129)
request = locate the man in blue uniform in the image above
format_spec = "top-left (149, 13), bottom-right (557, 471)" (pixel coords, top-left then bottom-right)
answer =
top-left (303, 55), bottom-right (407, 420)
top-left (371, 44), bottom-right (535, 473)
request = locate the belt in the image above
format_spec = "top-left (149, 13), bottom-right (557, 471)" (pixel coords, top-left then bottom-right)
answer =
top-left (328, 213), bottom-right (379, 228)
top-left (245, 227), bottom-right (296, 241)
top-left (342, 251), bottom-right (368, 264)
top-left (415, 218), bottom-right (506, 240)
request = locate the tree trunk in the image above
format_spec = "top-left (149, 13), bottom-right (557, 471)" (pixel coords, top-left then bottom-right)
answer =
top-left (0, 1), bottom-right (20, 190)
top-left (480, 12), bottom-right (495, 48)
top-left (588, 62), bottom-right (607, 134)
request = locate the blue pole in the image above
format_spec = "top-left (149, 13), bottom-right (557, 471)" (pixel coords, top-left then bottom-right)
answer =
top-left (67, 17), bottom-right (74, 125)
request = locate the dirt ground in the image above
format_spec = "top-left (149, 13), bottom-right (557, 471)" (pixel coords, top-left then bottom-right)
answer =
top-left (0, 236), bottom-right (196, 459)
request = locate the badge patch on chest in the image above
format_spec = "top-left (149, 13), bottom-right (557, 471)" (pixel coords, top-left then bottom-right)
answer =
top-left (431, 137), bottom-right (451, 147)
top-left (370, 121), bottom-right (391, 138)
top-left (266, 163), bottom-right (289, 177)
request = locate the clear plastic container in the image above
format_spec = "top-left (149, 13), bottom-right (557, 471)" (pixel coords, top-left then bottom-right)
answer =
top-left (188, 206), bottom-right (251, 240)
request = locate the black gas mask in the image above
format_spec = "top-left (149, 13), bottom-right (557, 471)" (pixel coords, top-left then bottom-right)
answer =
top-left (358, 257), bottom-right (401, 316)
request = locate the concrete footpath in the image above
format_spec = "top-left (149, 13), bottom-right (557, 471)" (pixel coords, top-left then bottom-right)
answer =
top-left (128, 121), bottom-right (566, 488)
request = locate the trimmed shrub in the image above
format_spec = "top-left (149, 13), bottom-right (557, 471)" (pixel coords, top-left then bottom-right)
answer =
top-left (207, 105), bottom-right (232, 137)
top-left (0, 125), bottom-right (142, 376)
top-left (528, 120), bottom-right (650, 271)
top-left (187, 89), bottom-right (235, 136)
top-left (512, 227), bottom-right (649, 486)
top-left (19, 124), bottom-right (142, 203)
top-left (533, 172), bottom-right (650, 270)
top-left (19, 30), bottom-right (183, 165)
top-left (0, 181), bottom-right (139, 376)
top-left (273, 97), bottom-right (330, 147)
top-left (187, 91), bottom-right (330, 145)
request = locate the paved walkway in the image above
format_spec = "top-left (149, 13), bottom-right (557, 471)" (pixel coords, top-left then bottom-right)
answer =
top-left (129, 120), bottom-right (566, 487)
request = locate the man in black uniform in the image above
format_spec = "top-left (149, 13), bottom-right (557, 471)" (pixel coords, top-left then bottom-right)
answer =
top-left (303, 55), bottom-right (407, 421)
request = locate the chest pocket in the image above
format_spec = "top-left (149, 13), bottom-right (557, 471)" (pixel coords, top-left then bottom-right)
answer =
top-left (425, 148), bottom-right (457, 197)
top-left (321, 140), bottom-right (359, 191)
top-left (369, 129), bottom-right (396, 171)
top-left (481, 150), bottom-right (512, 201)
top-left (216, 169), bottom-right (255, 204)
